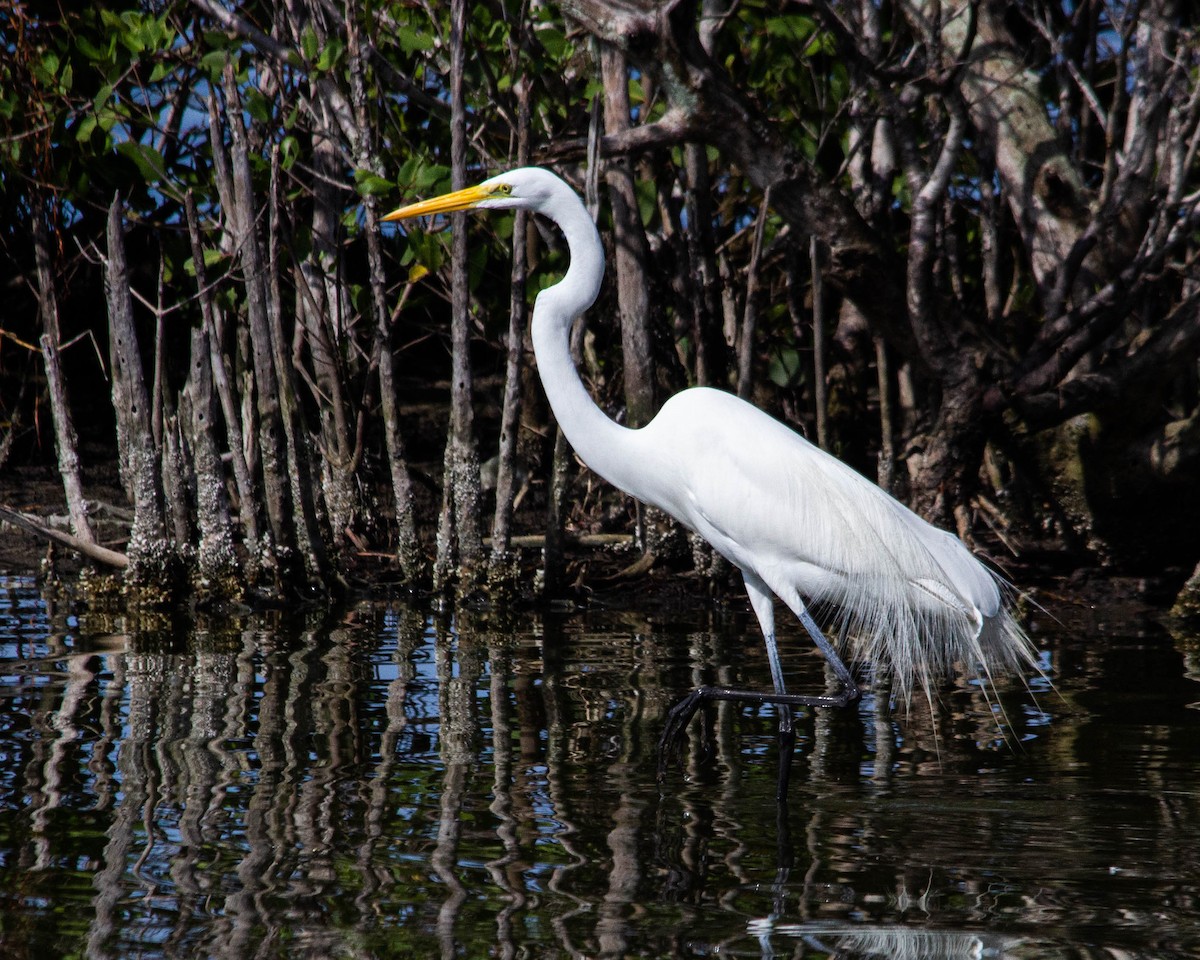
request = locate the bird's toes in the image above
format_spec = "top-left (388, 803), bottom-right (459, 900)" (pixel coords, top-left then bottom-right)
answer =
top-left (656, 688), bottom-right (707, 777)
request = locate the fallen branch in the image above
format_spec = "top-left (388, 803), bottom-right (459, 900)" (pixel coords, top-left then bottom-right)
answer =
top-left (482, 532), bottom-right (635, 550)
top-left (0, 504), bottom-right (129, 569)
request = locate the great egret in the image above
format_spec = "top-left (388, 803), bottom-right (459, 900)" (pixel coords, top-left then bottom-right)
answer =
top-left (383, 167), bottom-right (1036, 775)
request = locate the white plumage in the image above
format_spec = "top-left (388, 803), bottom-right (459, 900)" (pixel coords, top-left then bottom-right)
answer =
top-left (384, 166), bottom-right (1036, 724)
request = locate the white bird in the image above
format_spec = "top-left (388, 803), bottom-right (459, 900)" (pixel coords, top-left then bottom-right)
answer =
top-left (383, 167), bottom-right (1037, 777)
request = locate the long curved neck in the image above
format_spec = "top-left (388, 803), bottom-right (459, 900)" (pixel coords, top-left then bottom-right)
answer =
top-left (530, 195), bottom-right (640, 494)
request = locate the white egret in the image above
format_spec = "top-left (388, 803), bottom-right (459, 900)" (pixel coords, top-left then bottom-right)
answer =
top-left (383, 167), bottom-right (1036, 778)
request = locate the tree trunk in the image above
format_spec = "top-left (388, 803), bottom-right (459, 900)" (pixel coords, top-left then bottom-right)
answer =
top-left (181, 322), bottom-right (239, 596)
top-left (544, 296), bottom-right (590, 599)
top-left (874, 337), bottom-right (895, 493)
top-left (811, 237), bottom-right (829, 451)
top-left (436, 0), bottom-right (484, 595)
top-left (543, 425), bottom-right (574, 600)
top-left (900, 0), bottom-right (1097, 304)
top-left (298, 121), bottom-right (358, 549)
top-left (104, 193), bottom-right (171, 585)
top-left (222, 63), bottom-right (292, 576)
top-left (267, 149), bottom-right (326, 582)
top-left (161, 413), bottom-right (192, 549)
top-left (491, 77), bottom-right (533, 563)
top-left (32, 198), bottom-right (94, 547)
top-left (184, 191), bottom-right (262, 556)
top-left (902, 100), bottom-right (974, 525)
top-left (915, 366), bottom-right (987, 537)
top-left (736, 193), bottom-right (769, 402)
top-left (345, 3), bottom-right (425, 582)
top-left (601, 46), bottom-right (655, 427)
top-left (681, 142), bottom-right (725, 387)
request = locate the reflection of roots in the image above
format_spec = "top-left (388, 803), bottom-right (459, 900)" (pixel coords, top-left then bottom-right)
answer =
top-left (875, 666), bottom-right (1038, 769)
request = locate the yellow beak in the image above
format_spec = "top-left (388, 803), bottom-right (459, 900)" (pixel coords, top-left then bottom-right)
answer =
top-left (380, 183), bottom-right (494, 223)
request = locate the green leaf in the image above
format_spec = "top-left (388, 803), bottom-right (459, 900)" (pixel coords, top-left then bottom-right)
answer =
top-left (354, 170), bottom-right (394, 197)
top-left (396, 25), bottom-right (434, 55)
top-left (768, 348), bottom-right (803, 388)
top-left (634, 178), bottom-right (656, 227)
top-left (764, 15), bottom-right (816, 41)
top-left (279, 135), bottom-right (299, 171)
top-left (315, 38), bottom-right (344, 72)
top-left (42, 52), bottom-right (60, 77)
top-left (536, 26), bottom-right (568, 60)
top-left (244, 87), bottom-right (271, 124)
top-left (418, 164), bottom-right (450, 190)
top-left (803, 32), bottom-right (836, 58)
top-left (75, 34), bottom-right (110, 63)
top-left (76, 113), bottom-right (97, 143)
top-left (301, 26), bottom-right (319, 63)
top-left (116, 140), bottom-right (167, 184)
top-left (199, 50), bottom-right (229, 78)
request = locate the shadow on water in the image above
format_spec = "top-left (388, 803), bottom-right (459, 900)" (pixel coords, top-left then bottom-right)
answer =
top-left (2, 573), bottom-right (1200, 958)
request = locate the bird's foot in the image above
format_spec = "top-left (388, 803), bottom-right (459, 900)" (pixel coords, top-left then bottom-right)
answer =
top-left (656, 681), bottom-right (860, 783)
top-left (776, 719), bottom-right (797, 803)
top-left (656, 686), bottom-right (712, 780)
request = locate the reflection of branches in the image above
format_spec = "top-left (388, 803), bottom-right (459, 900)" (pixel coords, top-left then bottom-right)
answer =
top-left (539, 615), bottom-right (596, 959)
top-left (29, 646), bottom-right (100, 868)
top-left (484, 640), bottom-right (524, 960)
top-left (170, 634), bottom-right (246, 948)
top-left (596, 762), bottom-right (643, 957)
top-left (14, 591), bottom-right (1200, 955)
top-left (87, 646), bottom-right (161, 960)
top-left (432, 622), bottom-right (482, 957)
top-left (357, 606), bottom-right (424, 914)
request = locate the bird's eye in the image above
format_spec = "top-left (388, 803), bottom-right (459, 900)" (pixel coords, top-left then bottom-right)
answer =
top-left (491, 183), bottom-right (513, 197)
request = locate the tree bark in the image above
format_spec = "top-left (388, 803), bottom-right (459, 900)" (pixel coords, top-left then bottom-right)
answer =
top-left (561, 0), bottom-right (919, 364)
top-left (900, 0), bottom-right (1097, 305)
top-left (736, 194), bottom-right (768, 401)
top-left (181, 320), bottom-right (239, 593)
top-left (435, 0), bottom-right (484, 594)
top-left (346, 1), bottom-right (424, 582)
top-left (491, 77), bottom-right (533, 559)
top-left (901, 98), bottom-right (978, 524)
top-left (32, 198), bottom-right (95, 547)
top-left (601, 46), bottom-right (655, 427)
top-left (267, 148), bottom-right (326, 582)
top-left (104, 193), bottom-right (170, 583)
top-left (810, 236), bottom-right (829, 451)
top-left (295, 79), bottom-right (358, 548)
top-left (184, 191), bottom-right (262, 554)
top-left (222, 63), bottom-right (293, 574)
top-left (681, 142), bottom-right (725, 387)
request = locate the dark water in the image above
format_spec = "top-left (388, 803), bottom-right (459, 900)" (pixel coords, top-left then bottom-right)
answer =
top-left (2, 573), bottom-right (1199, 959)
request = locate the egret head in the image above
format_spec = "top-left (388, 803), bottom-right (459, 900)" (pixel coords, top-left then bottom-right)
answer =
top-left (381, 167), bottom-right (563, 222)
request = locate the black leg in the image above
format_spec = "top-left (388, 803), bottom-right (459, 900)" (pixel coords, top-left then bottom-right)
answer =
top-left (656, 677), bottom-right (860, 780)
top-left (776, 713), bottom-right (796, 802)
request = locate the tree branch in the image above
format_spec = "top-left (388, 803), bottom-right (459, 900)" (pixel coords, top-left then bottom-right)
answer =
top-left (561, 0), bottom-right (920, 364)
top-left (0, 505), bottom-right (129, 569)
top-left (535, 106), bottom-right (698, 162)
top-left (1014, 289), bottom-right (1200, 429)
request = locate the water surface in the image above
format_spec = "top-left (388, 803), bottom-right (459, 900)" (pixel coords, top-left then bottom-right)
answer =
top-left (1, 574), bottom-right (1198, 958)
